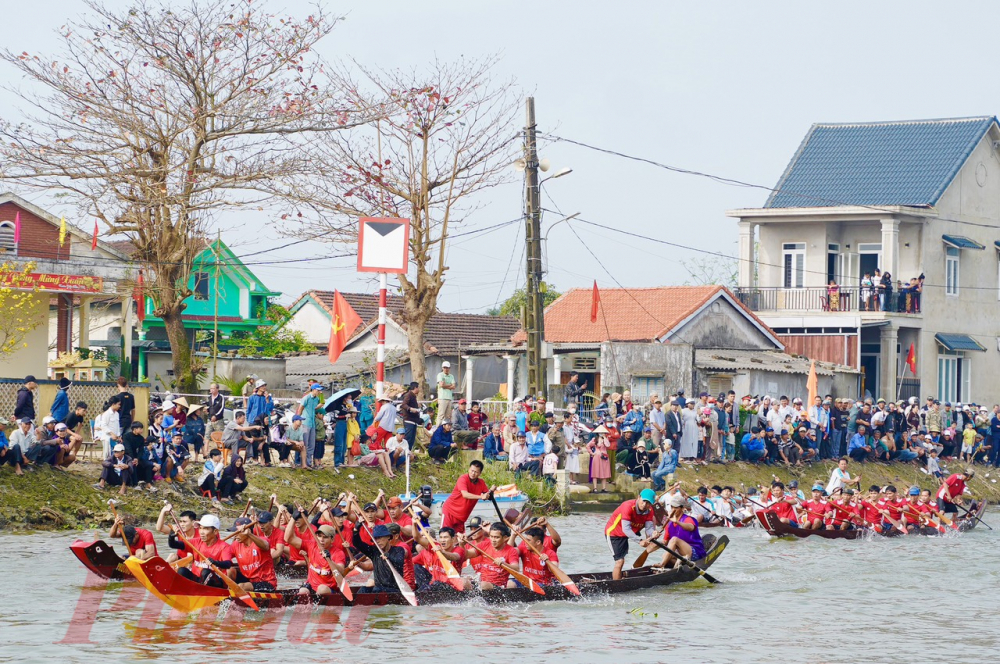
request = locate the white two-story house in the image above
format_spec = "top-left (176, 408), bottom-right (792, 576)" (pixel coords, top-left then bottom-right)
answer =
top-left (728, 116), bottom-right (1000, 403)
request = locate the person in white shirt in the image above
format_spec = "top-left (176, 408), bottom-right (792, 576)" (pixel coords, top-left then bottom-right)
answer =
top-left (825, 457), bottom-right (860, 495)
top-left (93, 396), bottom-right (123, 458)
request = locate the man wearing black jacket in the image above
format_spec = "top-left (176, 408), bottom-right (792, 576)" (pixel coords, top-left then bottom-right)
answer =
top-left (353, 523), bottom-right (410, 594)
top-left (205, 383), bottom-right (226, 436)
top-left (665, 400), bottom-right (683, 447)
top-left (13, 376), bottom-right (36, 422)
top-left (400, 382), bottom-right (422, 450)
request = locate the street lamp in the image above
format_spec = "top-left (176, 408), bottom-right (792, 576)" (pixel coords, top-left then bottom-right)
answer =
top-left (541, 167), bottom-right (573, 184)
top-left (541, 212), bottom-right (580, 276)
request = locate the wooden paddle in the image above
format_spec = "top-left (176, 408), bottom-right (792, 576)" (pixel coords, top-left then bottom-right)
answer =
top-left (632, 527), bottom-right (665, 568)
top-left (168, 509), bottom-right (260, 610)
top-left (170, 554), bottom-right (194, 569)
top-left (407, 506), bottom-right (464, 592)
top-left (240, 498), bottom-right (253, 518)
top-left (645, 537), bottom-right (720, 584)
top-left (355, 517), bottom-right (417, 606)
top-left (955, 501), bottom-right (991, 530)
top-left (107, 499), bottom-right (135, 557)
top-left (462, 533), bottom-right (545, 595)
top-left (318, 546), bottom-right (354, 602)
top-left (489, 494), bottom-right (580, 596)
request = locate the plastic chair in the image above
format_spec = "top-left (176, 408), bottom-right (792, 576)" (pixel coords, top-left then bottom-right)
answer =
top-left (210, 431), bottom-right (228, 464)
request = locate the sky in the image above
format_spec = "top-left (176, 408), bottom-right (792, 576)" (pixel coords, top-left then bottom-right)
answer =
top-left (6, 1), bottom-right (1000, 313)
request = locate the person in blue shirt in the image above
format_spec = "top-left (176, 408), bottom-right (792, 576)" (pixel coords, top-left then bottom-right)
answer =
top-left (622, 405), bottom-right (644, 439)
top-left (847, 424), bottom-right (873, 462)
top-left (990, 407), bottom-right (1000, 468)
top-left (183, 406), bottom-right (206, 461)
top-left (523, 420), bottom-right (551, 476)
top-left (652, 440), bottom-right (678, 490)
top-left (50, 377), bottom-right (71, 423)
top-left (514, 402), bottom-right (528, 433)
top-left (482, 423), bottom-right (506, 461)
top-left (429, 421), bottom-right (457, 463)
top-left (246, 380), bottom-right (274, 427)
top-left (741, 426), bottom-right (767, 463)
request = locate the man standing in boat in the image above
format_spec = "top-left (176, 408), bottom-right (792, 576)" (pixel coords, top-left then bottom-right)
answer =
top-left (441, 460), bottom-right (493, 534)
top-left (937, 467), bottom-right (975, 515)
top-left (605, 488), bottom-right (657, 580)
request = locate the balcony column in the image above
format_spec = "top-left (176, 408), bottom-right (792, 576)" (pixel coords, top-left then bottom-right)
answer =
top-left (78, 295), bottom-right (92, 351)
top-left (880, 218), bottom-right (899, 284)
top-left (738, 221), bottom-right (755, 288)
top-left (504, 355), bottom-right (516, 409)
top-left (551, 352), bottom-right (562, 390)
top-left (463, 355), bottom-right (475, 403)
top-left (879, 324), bottom-right (898, 401)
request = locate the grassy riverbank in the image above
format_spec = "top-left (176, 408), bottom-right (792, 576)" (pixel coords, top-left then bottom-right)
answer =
top-left (0, 455), bottom-right (557, 532)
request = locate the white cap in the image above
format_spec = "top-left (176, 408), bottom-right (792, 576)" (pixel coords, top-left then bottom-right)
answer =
top-left (162, 400), bottom-right (174, 410)
top-left (113, 443), bottom-right (125, 452)
top-left (200, 514), bottom-right (222, 530)
top-left (254, 379), bottom-right (266, 388)
top-left (42, 416), bottom-right (55, 425)
top-left (441, 361), bottom-right (451, 368)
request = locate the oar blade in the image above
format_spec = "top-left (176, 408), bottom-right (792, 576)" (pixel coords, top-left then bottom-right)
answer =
top-left (337, 572), bottom-right (354, 601)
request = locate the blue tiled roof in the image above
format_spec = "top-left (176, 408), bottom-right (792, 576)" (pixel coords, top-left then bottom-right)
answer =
top-left (942, 235), bottom-right (985, 250)
top-left (935, 333), bottom-right (986, 352)
top-left (766, 117), bottom-right (997, 208)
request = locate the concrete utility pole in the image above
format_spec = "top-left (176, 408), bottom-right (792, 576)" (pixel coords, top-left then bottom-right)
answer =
top-left (523, 97), bottom-right (546, 399)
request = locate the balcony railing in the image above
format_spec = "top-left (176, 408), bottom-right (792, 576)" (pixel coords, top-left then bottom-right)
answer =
top-left (734, 287), bottom-right (921, 314)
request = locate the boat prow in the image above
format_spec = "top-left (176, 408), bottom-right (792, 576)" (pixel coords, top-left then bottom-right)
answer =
top-left (71, 540), bottom-right (134, 580)
top-left (126, 555), bottom-right (232, 613)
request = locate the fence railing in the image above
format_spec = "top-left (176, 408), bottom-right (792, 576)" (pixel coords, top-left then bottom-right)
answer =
top-left (734, 287), bottom-right (919, 314)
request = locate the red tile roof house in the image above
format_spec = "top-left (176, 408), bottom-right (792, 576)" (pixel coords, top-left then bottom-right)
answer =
top-left (474, 285), bottom-right (858, 410)
top-left (283, 290), bottom-right (521, 397)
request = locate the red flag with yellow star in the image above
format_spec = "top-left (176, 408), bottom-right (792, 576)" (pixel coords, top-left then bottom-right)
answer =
top-left (328, 290), bottom-right (362, 364)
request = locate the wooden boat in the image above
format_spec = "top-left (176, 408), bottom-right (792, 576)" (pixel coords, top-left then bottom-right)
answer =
top-left (124, 534), bottom-right (728, 613)
top-left (756, 500), bottom-right (987, 539)
top-left (71, 539), bottom-right (306, 581)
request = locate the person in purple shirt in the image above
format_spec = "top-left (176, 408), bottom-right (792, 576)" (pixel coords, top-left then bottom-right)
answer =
top-left (655, 492), bottom-right (706, 568)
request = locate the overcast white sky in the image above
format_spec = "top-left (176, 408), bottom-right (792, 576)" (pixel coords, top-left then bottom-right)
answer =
top-left (7, 1), bottom-right (1000, 313)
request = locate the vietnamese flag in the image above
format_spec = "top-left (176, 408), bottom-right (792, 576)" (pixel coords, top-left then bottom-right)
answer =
top-left (328, 290), bottom-right (362, 364)
top-left (906, 343), bottom-right (917, 374)
top-left (590, 280), bottom-right (600, 323)
top-left (92, 220), bottom-right (99, 250)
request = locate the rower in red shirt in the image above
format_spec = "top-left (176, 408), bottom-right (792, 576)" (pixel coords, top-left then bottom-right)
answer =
top-left (382, 496), bottom-right (431, 542)
top-left (465, 523), bottom-right (520, 590)
top-left (228, 516), bottom-right (278, 591)
top-left (462, 516), bottom-right (490, 574)
top-left (937, 468), bottom-right (974, 515)
top-left (284, 510), bottom-right (348, 597)
top-left (155, 504), bottom-right (199, 562)
top-left (176, 514), bottom-right (234, 588)
top-left (605, 489), bottom-right (657, 580)
top-left (109, 519), bottom-right (158, 561)
top-left (801, 484), bottom-right (830, 530)
top-left (255, 510), bottom-right (286, 562)
top-left (826, 489), bottom-right (858, 530)
top-left (514, 525), bottom-right (559, 586)
top-left (441, 460), bottom-right (493, 534)
top-left (349, 497), bottom-right (390, 546)
top-left (412, 526), bottom-right (468, 591)
top-left (765, 482), bottom-right (799, 527)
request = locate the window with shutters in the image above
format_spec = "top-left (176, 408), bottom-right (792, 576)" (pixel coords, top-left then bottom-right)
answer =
top-left (0, 221), bottom-right (15, 254)
top-left (631, 376), bottom-right (664, 404)
top-left (946, 247), bottom-right (960, 296)
top-left (782, 243), bottom-right (805, 288)
top-left (707, 375), bottom-right (733, 396)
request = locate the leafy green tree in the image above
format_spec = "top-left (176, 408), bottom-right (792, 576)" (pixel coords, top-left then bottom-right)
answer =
top-left (488, 283), bottom-right (560, 317)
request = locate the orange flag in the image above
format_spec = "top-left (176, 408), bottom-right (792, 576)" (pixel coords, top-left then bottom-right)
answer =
top-left (906, 343), bottom-right (917, 374)
top-left (328, 290), bottom-right (362, 364)
top-left (806, 360), bottom-right (818, 410)
top-left (590, 281), bottom-right (600, 323)
top-left (91, 220), bottom-right (99, 250)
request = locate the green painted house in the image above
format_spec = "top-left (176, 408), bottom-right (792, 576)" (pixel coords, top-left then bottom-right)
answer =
top-left (138, 240), bottom-right (280, 377)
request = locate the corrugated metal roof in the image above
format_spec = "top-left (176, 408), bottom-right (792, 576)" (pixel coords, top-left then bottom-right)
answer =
top-left (942, 234), bottom-right (985, 250)
top-left (934, 333), bottom-right (986, 352)
top-left (694, 349), bottom-right (859, 375)
top-left (766, 116), bottom-right (996, 208)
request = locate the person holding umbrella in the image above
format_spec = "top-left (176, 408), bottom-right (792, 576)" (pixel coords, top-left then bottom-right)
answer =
top-left (325, 388), bottom-right (361, 470)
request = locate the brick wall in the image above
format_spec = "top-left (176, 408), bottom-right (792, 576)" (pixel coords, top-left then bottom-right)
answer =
top-left (0, 201), bottom-right (70, 261)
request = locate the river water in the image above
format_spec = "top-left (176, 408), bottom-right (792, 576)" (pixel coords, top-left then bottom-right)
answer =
top-left (2, 511), bottom-right (996, 664)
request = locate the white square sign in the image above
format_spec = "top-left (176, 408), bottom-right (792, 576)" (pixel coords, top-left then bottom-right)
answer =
top-left (357, 217), bottom-right (410, 274)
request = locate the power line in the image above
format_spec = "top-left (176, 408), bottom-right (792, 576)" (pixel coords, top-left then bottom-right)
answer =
top-left (542, 131), bottom-right (1000, 232)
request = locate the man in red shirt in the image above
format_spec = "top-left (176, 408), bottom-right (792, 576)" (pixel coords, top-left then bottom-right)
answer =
top-left (441, 460), bottom-right (493, 533)
top-left (284, 511), bottom-right (348, 597)
top-left (382, 496), bottom-right (431, 541)
top-left (605, 489), bottom-right (657, 580)
top-left (765, 482), bottom-right (799, 527)
top-left (937, 468), bottom-right (973, 514)
top-left (177, 514), bottom-right (234, 588)
top-left (228, 516), bottom-right (278, 591)
top-left (155, 504), bottom-right (200, 562)
top-left (875, 485), bottom-right (906, 533)
top-left (412, 526), bottom-right (468, 591)
top-left (465, 523), bottom-right (519, 590)
top-left (513, 526), bottom-right (559, 586)
top-left (462, 516), bottom-right (489, 574)
top-left (255, 510), bottom-right (286, 562)
top-left (109, 519), bottom-right (158, 560)
top-left (826, 489), bottom-right (858, 530)
top-left (801, 484), bottom-right (830, 530)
